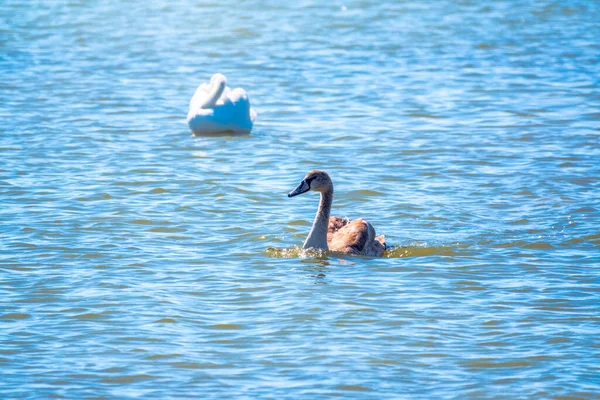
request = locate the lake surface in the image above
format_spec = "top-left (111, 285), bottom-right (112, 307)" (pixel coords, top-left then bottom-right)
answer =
top-left (1, 0), bottom-right (599, 398)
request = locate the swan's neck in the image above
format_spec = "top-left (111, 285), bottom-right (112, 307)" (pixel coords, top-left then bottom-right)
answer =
top-left (303, 189), bottom-right (333, 250)
top-left (200, 77), bottom-right (226, 109)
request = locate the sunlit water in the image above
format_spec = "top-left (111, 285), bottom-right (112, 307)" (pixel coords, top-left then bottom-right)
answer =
top-left (1, 0), bottom-right (599, 398)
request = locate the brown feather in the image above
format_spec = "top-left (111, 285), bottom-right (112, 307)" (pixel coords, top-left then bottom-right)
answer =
top-left (327, 216), bottom-right (349, 243)
top-left (327, 218), bottom-right (385, 257)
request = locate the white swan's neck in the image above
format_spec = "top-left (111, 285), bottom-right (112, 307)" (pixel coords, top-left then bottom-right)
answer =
top-left (200, 74), bottom-right (226, 109)
top-left (303, 189), bottom-right (333, 250)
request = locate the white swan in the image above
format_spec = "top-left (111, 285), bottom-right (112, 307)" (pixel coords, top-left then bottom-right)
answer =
top-left (187, 73), bottom-right (257, 135)
top-left (288, 170), bottom-right (387, 257)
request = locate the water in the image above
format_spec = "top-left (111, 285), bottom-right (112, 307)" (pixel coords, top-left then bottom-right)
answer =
top-left (1, 0), bottom-right (599, 397)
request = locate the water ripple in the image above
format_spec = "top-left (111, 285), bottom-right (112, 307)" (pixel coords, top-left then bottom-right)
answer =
top-left (1, 0), bottom-right (599, 398)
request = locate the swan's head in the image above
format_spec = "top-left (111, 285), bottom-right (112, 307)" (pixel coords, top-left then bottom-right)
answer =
top-left (288, 170), bottom-right (332, 197)
top-left (210, 73), bottom-right (227, 86)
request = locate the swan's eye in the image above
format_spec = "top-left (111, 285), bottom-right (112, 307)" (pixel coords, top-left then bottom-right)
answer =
top-left (305, 176), bottom-right (317, 188)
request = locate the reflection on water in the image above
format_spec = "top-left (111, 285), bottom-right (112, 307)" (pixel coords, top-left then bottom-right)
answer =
top-left (1, 0), bottom-right (600, 398)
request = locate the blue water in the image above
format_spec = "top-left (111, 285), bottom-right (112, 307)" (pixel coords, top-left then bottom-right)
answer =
top-left (1, 0), bottom-right (599, 398)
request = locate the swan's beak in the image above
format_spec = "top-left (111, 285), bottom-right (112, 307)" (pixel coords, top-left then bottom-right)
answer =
top-left (288, 180), bottom-right (310, 197)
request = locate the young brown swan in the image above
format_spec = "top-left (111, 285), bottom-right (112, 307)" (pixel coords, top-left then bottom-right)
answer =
top-left (288, 170), bottom-right (386, 257)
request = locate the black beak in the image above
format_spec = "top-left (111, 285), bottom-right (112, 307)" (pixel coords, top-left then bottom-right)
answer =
top-left (288, 180), bottom-right (310, 197)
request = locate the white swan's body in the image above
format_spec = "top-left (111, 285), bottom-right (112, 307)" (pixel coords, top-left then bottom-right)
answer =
top-left (288, 170), bottom-right (386, 257)
top-left (187, 73), bottom-right (257, 135)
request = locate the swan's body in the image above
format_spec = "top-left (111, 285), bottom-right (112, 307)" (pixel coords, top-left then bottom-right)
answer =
top-left (288, 170), bottom-right (386, 257)
top-left (187, 73), bottom-right (257, 135)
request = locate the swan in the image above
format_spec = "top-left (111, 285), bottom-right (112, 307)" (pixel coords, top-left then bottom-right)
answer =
top-left (288, 170), bottom-right (386, 257)
top-left (187, 73), bottom-right (257, 135)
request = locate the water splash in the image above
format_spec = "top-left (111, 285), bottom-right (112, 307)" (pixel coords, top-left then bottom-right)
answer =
top-left (266, 242), bottom-right (465, 258)
top-left (385, 242), bottom-right (465, 258)
top-left (265, 246), bottom-right (328, 259)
